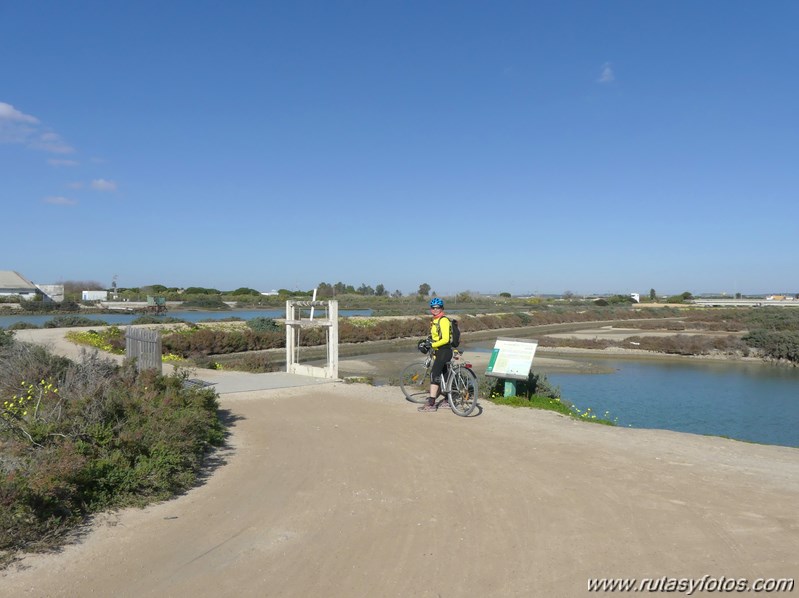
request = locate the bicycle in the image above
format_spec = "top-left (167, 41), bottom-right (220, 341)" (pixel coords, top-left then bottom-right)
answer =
top-left (399, 345), bottom-right (479, 417)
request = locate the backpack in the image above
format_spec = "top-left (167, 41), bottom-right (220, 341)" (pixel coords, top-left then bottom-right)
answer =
top-left (436, 316), bottom-right (461, 348)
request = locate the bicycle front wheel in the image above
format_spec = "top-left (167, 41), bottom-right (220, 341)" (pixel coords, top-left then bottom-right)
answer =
top-left (400, 362), bottom-right (431, 403)
top-left (447, 367), bottom-right (479, 417)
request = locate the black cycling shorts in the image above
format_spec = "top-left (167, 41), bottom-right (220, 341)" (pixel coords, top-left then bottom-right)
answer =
top-left (430, 345), bottom-right (453, 385)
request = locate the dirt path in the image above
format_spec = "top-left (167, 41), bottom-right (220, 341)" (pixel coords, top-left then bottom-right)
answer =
top-left (4, 326), bottom-right (798, 596)
top-left (3, 382), bottom-right (798, 597)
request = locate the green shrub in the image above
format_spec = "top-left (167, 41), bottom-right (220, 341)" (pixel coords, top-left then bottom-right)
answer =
top-left (223, 287), bottom-right (261, 296)
top-left (485, 371), bottom-right (561, 401)
top-left (246, 317), bottom-right (280, 333)
top-left (44, 315), bottom-right (108, 328)
top-left (0, 340), bottom-right (225, 565)
top-left (486, 374), bottom-right (617, 425)
top-left (18, 300), bottom-right (81, 314)
top-left (665, 292), bottom-right (693, 304)
top-left (743, 329), bottom-right (799, 363)
top-left (0, 343), bottom-right (72, 396)
top-left (181, 297), bottom-right (229, 309)
top-left (0, 329), bottom-right (14, 347)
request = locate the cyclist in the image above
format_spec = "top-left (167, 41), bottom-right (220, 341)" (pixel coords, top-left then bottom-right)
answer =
top-left (418, 297), bottom-right (453, 412)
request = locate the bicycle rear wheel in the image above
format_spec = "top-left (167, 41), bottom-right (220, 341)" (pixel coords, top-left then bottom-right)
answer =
top-left (400, 362), bottom-right (431, 403)
top-left (447, 367), bottom-right (479, 416)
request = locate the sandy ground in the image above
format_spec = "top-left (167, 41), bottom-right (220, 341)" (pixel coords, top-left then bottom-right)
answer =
top-left (3, 384), bottom-right (798, 597)
top-left (3, 327), bottom-right (798, 596)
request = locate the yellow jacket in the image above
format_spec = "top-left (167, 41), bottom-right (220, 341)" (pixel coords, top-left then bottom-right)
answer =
top-left (430, 315), bottom-right (451, 349)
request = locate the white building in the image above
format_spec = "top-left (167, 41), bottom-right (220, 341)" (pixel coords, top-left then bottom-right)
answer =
top-left (82, 290), bottom-right (109, 301)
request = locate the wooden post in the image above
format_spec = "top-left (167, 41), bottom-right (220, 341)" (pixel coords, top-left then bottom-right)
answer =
top-left (328, 300), bottom-right (338, 379)
top-left (285, 301), bottom-right (295, 373)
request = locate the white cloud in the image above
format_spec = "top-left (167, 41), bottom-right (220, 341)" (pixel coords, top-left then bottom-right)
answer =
top-left (0, 102), bottom-right (39, 124)
top-left (91, 178), bottom-right (117, 191)
top-left (598, 62), bottom-right (615, 84)
top-left (0, 101), bottom-right (75, 153)
top-left (43, 195), bottom-right (78, 206)
top-left (31, 131), bottom-right (74, 154)
top-left (48, 158), bottom-right (79, 167)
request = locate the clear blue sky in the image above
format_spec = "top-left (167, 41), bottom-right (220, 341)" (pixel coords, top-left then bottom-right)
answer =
top-left (2, 1), bottom-right (797, 297)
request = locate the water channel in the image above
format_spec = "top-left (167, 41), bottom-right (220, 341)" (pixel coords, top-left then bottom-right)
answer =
top-left (546, 357), bottom-right (799, 448)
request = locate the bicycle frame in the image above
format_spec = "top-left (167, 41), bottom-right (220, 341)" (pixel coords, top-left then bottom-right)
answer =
top-left (400, 347), bottom-right (478, 416)
top-left (418, 351), bottom-right (472, 389)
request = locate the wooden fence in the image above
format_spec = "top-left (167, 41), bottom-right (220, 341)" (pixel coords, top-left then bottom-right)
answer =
top-left (125, 326), bottom-right (162, 373)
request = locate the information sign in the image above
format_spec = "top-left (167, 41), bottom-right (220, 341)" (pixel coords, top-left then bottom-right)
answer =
top-left (485, 337), bottom-right (538, 380)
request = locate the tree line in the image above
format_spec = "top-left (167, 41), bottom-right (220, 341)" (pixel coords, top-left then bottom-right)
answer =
top-left (314, 281), bottom-right (433, 298)
top-left (54, 280), bottom-right (436, 300)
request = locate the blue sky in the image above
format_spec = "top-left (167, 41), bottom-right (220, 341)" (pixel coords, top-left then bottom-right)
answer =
top-left (2, 1), bottom-right (797, 297)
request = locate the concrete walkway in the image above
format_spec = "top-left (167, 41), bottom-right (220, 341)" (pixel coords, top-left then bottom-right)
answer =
top-left (183, 368), bottom-right (335, 394)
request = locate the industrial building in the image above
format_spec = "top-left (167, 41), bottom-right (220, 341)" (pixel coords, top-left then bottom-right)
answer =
top-left (0, 270), bottom-right (63, 302)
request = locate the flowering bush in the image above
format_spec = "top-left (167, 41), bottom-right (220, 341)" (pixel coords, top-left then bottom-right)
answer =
top-left (65, 327), bottom-right (125, 354)
top-left (0, 338), bottom-right (224, 566)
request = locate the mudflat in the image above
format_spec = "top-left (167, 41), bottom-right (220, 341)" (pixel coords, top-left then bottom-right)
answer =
top-left (3, 382), bottom-right (798, 597)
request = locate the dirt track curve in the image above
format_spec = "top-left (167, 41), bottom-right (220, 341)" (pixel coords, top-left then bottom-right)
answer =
top-left (3, 382), bottom-right (799, 597)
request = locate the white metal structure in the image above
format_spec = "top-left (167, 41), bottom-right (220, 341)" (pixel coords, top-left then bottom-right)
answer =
top-left (285, 300), bottom-right (339, 379)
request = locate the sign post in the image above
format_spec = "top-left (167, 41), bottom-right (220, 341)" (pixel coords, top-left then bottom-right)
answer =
top-left (485, 337), bottom-right (538, 397)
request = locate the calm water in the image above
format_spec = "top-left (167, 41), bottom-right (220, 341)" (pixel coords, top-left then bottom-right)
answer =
top-left (546, 359), bottom-right (799, 448)
top-left (0, 309), bottom-right (372, 328)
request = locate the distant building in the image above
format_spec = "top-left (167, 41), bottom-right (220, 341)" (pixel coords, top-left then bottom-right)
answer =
top-left (630, 293), bottom-right (640, 303)
top-left (0, 270), bottom-right (39, 300)
top-left (82, 290), bottom-right (109, 301)
top-left (36, 284), bottom-right (64, 302)
top-left (261, 290), bottom-right (279, 296)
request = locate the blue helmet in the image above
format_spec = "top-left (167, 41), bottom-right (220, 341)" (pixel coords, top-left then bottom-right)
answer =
top-left (429, 297), bottom-right (444, 308)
